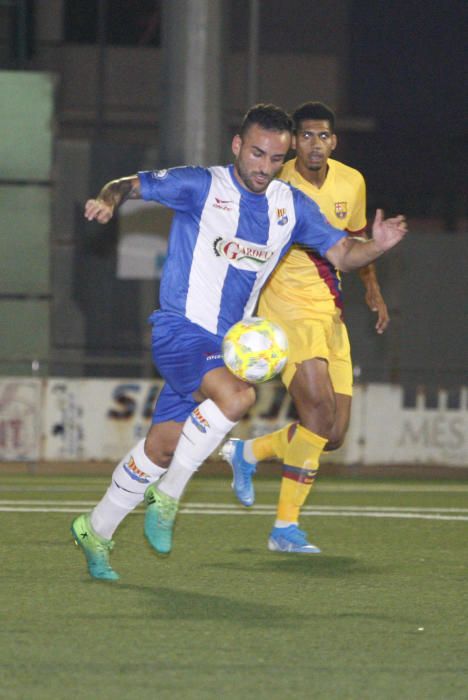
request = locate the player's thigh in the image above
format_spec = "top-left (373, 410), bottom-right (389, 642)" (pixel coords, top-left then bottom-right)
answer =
top-left (289, 356), bottom-right (335, 407)
top-left (277, 316), bottom-right (331, 390)
top-left (288, 357), bottom-right (336, 434)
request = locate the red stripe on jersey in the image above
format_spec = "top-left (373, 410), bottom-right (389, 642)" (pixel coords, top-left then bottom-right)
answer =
top-left (306, 250), bottom-right (344, 316)
top-left (287, 422), bottom-right (299, 443)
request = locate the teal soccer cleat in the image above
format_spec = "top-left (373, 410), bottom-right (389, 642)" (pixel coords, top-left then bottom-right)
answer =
top-left (268, 525), bottom-right (321, 554)
top-left (220, 438), bottom-right (257, 507)
top-left (71, 513), bottom-right (120, 581)
top-left (144, 485), bottom-right (179, 554)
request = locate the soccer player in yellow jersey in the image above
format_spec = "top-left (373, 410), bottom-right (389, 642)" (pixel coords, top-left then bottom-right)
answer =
top-left (221, 102), bottom-right (390, 553)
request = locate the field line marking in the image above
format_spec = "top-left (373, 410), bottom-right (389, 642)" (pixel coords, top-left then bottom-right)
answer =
top-left (1, 500), bottom-right (468, 514)
top-left (1, 483), bottom-right (468, 494)
top-left (1, 504), bottom-right (468, 521)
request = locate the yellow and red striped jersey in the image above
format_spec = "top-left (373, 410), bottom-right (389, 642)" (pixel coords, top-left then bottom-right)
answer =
top-left (259, 157), bottom-right (367, 318)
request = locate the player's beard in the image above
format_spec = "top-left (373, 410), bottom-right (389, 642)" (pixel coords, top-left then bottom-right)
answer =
top-left (305, 154), bottom-right (325, 171)
top-left (304, 149), bottom-right (328, 172)
top-left (235, 158), bottom-right (273, 193)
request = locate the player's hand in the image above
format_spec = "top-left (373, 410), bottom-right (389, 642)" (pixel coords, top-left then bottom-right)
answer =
top-left (84, 198), bottom-right (114, 224)
top-left (371, 209), bottom-right (407, 252)
top-left (365, 285), bottom-right (390, 334)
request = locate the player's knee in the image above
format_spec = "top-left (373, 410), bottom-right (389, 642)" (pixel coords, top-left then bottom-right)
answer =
top-left (301, 410), bottom-right (335, 438)
top-left (324, 423), bottom-right (348, 451)
top-left (230, 383), bottom-right (257, 416)
top-left (295, 391), bottom-right (336, 436)
top-left (144, 427), bottom-right (179, 468)
top-left (144, 441), bottom-right (172, 469)
top-left (324, 435), bottom-right (345, 451)
top-left (217, 384), bottom-right (256, 421)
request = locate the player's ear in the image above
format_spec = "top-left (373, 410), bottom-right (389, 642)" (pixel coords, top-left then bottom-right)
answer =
top-left (331, 134), bottom-right (337, 151)
top-left (232, 134), bottom-right (242, 157)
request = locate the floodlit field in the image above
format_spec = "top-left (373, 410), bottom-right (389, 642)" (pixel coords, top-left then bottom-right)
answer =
top-left (1, 473), bottom-right (467, 700)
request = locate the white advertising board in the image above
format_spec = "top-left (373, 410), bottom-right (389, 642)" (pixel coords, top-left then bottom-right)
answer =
top-left (0, 378), bottom-right (42, 460)
top-left (43, 379), bottom-right (162, 460)
top-left (363, 385), bottom-right (468, 466)
top-left (1, 378), bottom-right (466, 466)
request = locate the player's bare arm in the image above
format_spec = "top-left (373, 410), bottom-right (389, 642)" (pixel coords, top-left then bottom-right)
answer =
top-left (326, 209), bottom-right (407, 272)
top-left (359, 264), bottom-right (390, 333)
top-left (349, 231), bottom-right (390, 333)
top-left (84, 175), bottom-right (141, 224)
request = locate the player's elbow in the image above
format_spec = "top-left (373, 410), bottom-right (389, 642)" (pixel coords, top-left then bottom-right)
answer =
top-left (335, 260), bottom-right (353, 273)
top-left (328, 254), bottom-right (353, 273)
top-left (326, 238), bottom-right (355, 273)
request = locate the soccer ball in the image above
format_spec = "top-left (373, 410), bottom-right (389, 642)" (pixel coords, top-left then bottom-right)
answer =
top-left (222, 317), bottom-right (288, 384)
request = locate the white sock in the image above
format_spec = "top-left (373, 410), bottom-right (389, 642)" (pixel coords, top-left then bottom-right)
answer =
top-left (91, 439), bottom-right (166, 539)
top-left (274, 519), bottom-right (294, 529)
top-left (159, 400), bottom-right (237, 500)
top-left (243, 440), bottom-right (257, 463)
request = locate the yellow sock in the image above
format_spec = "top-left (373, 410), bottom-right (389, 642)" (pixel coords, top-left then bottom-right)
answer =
top-left (276, 425), bottom-right (327, 523)
top-left (251, 422), bottom-right (298, 461)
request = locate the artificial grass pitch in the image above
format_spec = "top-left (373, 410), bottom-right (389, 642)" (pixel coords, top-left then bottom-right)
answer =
top-left (0, 474), bottom-right (467, 700)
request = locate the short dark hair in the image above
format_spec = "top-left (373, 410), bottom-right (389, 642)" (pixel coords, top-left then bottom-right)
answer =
top-left (239, 103), bottom-right (293, 138)
top-left (292, 101), bottom-right (336, 133)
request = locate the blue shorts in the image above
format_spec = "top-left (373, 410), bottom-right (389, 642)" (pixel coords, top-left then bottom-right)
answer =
top-left (149, 310), bottom-right (226, 424)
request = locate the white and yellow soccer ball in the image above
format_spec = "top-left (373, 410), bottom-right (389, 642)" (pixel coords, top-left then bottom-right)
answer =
top-left (222, 317), bottom-right (288, 384)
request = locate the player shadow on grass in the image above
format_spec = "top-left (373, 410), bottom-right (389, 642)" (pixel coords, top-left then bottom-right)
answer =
top-left (204, 554), bottom-right (381, 578)
top-left (112, 585), bottom-right (304, 627)
top-left (79, 583), bottom-right (395, 626)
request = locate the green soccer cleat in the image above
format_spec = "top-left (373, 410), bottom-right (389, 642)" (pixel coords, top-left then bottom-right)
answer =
top-left (144, 485), bottom-right (179, 554)
top-left (71, 513), bottom-right (120, 581)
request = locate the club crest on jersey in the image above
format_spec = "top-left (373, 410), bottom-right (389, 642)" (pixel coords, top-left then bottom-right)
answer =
top-left (123, 457), bottom-right (151, 484)
top-left (151, 169), bottom-right (168, 179)
top-left (334, 202), bottom-right (348, 219)
top-left (213, 237), bottom-right (273, 265)
top-left (276, 208), bottom-right (288, 226)
top-left (191, 407), bottom-right (210, 433)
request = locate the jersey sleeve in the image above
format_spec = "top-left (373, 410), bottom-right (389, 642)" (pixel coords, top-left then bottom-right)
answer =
top-left (138, 166), bottom-right (211, 213)
top-left (292, 189), bottom-right (347, 256)
top-left (347, 172), bottom-right (367, 234)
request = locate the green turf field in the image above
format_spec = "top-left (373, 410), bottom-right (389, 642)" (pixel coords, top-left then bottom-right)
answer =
top-left (1, 473), bottom-right (467, 700)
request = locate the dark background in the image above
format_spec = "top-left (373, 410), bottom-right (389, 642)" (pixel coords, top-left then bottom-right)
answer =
top-left (0, 0), bottom-right (466, 385)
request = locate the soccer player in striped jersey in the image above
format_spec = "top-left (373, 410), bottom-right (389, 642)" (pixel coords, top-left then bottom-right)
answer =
top-left (72, 103), bottom-right (406, 580)
top-left (222, 102), bottom-right (390, 554)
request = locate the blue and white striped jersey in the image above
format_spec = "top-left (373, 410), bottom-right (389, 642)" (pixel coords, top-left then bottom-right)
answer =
top-left (139, 164), bottom-right (346, 337)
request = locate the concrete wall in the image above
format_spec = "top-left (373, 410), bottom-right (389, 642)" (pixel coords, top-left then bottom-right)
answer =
top-left (0, 71), bottom-right (56, 375)
top-left (0, 3), bottom-right (465, 389)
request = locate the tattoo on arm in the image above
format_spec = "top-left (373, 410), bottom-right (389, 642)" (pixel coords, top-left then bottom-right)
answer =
top-left (99, 176), bottom-right (140, 210)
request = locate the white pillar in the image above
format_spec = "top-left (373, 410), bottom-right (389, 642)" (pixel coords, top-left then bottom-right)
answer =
top-left (159, 0), bottom-right (226, 166)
